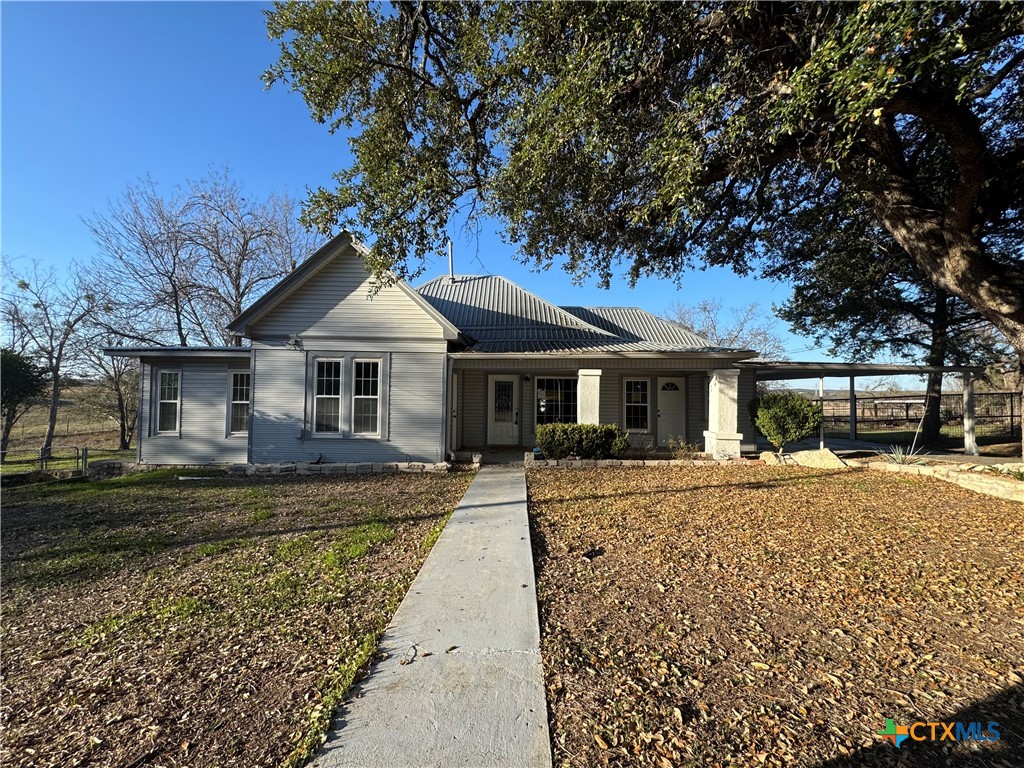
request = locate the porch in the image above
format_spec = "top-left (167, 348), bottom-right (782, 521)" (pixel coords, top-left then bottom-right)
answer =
top-left (447, 357), bottom-right (758, 458)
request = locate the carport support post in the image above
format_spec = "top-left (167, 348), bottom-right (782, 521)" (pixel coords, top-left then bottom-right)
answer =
top-left (962, 372), bottom-right (978, 456)
top-left (848, 376), bottom-right (857, 441)
top-left (818, 377), bottom-right (825, 450)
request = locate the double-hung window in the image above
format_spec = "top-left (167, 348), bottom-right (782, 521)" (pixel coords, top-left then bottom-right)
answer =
top-left (314, 360), bottom-right (343, 433)
top-left (624, 379), bottom-right (650, 431)
top-left (352, 360), bottom-right (380, 435)
top-left (157, 370), bottom-right (180, 433)
top-left (536, 378), bottom-right (578, 424)
top-left (229, 372), bottom-right (251, 433)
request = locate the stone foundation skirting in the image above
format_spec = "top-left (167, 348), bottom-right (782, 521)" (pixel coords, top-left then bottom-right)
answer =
top-left (847, 460), bottom-right (1024, 503)
top-left (228, 461), bottom-right (450, 476)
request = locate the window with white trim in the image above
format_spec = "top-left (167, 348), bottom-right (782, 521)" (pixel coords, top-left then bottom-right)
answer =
top-left (314, 359), bottom-right (343, 433)
top-left (624, 379), bottom-right (649, 431)
top-left (352, 359), bottom-right (380, 435)
top-left (157, 370), bottom-right (180, 433)
top-left (536, 378), bottom-right (578, 424)
top-left (229, 371), bottom-right (250, 433)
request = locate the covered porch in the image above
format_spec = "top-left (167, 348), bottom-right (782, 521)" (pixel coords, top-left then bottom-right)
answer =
top-left (447, 354), bottom-right (759, 459)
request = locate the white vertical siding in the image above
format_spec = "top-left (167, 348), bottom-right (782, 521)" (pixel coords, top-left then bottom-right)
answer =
top-left (687, 374), bottom-right (707, 445)
top-left (250, 345), bottom-right (446, 463)
top-left (461, 371), bottom-right (486, 448)
top-left (737, 367), bottom-right (757, 448)
top-left (251, 250), bottom-right (447, 340)
top-left (139, 361), bottom-right (248, 465)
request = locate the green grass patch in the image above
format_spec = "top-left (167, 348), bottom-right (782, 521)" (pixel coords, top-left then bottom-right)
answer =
top-left (196, 537), bottom-right (248, 558)
top-left (420, 512), bottom-right (452, 552)
top-left (323, 521), bottom-right (396, 571)
top-left (10, 528), bottom-right (171, 585)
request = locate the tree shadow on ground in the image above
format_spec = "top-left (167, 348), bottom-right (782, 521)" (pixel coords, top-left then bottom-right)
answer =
top-left (813, 682), bottom-right (1022, 767)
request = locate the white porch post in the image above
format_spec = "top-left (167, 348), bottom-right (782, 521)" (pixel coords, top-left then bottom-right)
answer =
top-left (849, 376), bottom-right (857, 441)
top-left (577, 369), bottom-right (602, 425)
top-left (818, 376), bottom-right (825, 450)
top-left (703, 368), bottom-right (742, 459)
top-left (962, 372), bottom-right (978, 456)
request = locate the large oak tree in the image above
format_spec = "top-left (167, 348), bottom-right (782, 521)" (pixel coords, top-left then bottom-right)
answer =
top-left (265, 1), bottom-right (1024, 370)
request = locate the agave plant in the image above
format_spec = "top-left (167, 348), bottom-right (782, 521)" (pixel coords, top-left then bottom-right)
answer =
top-left (883, 444), bottom-right (927, 465)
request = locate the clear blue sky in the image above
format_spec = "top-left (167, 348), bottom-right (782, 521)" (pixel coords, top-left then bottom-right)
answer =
top-left (2, 0), bottom-right (910, 385)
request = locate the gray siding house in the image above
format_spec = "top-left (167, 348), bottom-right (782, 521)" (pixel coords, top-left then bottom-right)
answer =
top-left (109, 232), bottom-right (759, 465)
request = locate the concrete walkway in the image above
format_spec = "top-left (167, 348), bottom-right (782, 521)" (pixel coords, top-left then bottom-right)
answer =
top-left (311, 466), bottom-right (551, 768)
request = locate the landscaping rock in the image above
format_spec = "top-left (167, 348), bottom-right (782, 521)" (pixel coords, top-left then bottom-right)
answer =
top-left (790, 448), bottom-right (847, 469)
top-left (759, 451), bottom-right (783, 466)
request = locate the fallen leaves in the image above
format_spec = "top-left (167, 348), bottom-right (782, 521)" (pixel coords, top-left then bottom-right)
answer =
top-left (529, 465), bottom-right (1024, 767)
top-left (0, 471), bottom-right (472, 768)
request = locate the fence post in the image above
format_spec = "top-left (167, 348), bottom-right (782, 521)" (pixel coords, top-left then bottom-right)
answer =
top-left (82, 447), bottom-right (89, 472)
top-left (962, 373), bottom-right (978, 456)
top-left (38, 446), bottom-right (46, 471)
top-left (848, 376), bottom-right (857, 441)
top-left (818, 376), bottom-right (825, 450)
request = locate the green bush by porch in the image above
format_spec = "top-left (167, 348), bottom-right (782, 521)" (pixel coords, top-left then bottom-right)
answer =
top-left (534, 423), bottom-right (629, 460)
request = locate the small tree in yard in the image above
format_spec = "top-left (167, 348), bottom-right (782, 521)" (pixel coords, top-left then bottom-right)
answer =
top-left (1, 348), bottom-right (48, 459)
top-left (749, 392), bottom-right (823, 457)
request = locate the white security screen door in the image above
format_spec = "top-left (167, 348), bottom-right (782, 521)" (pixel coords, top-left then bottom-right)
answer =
top-left (487, 375), bottom-right (519, 445)
top-left (657, 377), bottom-right (687, 447)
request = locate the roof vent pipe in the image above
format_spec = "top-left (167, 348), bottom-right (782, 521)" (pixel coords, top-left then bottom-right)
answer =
top-left (447, 238), bottom-right (455, 282)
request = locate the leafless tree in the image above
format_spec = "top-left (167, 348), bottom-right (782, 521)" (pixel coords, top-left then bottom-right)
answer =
top-left (664, 300), bottom-right (788, 360)
top-left (2, 262), bottom-right (104, 454)
top-left (81, 339), bottom-right (140, 450)
top-left (87, 168), bottom-right (320, 347)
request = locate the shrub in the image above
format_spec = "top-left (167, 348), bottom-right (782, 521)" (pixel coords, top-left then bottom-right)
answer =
top-left (535, 423), bottom-right (628, 459)
top-left (748, 392), bottom-right (823, 456)
top-left (665, 436), bottom-right (704, 459)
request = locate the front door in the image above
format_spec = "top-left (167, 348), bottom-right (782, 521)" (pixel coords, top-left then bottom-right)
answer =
top-left (657, 377), bottom-right (687, 447)
top-left (487, 375), bottom-right (519, 445)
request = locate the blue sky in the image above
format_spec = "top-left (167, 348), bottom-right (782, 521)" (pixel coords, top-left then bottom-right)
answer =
top-left (3, 1), bottom-right (888, 378)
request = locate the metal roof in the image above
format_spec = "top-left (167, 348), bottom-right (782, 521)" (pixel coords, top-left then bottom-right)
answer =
top-left (417, 275), bottom-right (751, 355)
top-left (417, 275), bottom-right (614, 338)
top-left (104, 346), bottom-right (252, 359)
top-left (560, 306), bottom-right (716, 349)
top-left (741, 361), bottom-right (987, 381)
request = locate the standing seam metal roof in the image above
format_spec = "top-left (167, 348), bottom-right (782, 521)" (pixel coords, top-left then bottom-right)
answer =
top-left (416, 275), bottom-right (736, 354)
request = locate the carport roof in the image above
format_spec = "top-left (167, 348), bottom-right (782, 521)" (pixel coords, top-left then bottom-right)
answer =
top-left (741, 361), bottom-right (986, 381)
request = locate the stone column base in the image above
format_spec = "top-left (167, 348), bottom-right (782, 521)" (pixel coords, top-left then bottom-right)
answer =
top-left (704, 430), bottom-right (743, 460)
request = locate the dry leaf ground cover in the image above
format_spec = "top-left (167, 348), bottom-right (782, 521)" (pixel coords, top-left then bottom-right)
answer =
top-left (1, 469), bottom-right (472, 768)
top-left (528, 466), bottom-right (1024, 768)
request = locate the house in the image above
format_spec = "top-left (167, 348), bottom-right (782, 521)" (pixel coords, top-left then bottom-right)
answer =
top-left (106, 232), bottom-right (762, 465)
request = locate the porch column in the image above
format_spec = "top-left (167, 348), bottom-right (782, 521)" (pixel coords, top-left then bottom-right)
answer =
top-left (703, 368), bottom-right (742, 459)
top-left (962, 372), bottom-right (978, 456)
top-left (577, 369), bottom-right (602, 425)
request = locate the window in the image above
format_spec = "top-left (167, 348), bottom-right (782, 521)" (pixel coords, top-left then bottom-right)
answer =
top-left (624, 379), bottom-right (649, 431)
top-left (157, 370), bottom-right (180, 433)
top-left (536, 378), bottom-right (577, 424)
top-left (314, 360), bottom-right (343, 433)
top-left (229, 372), bottom-right (250, 433)
top-left (352, 360), bottom-right (380, 434)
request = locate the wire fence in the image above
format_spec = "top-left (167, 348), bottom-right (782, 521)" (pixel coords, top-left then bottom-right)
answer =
top-left (818, 391), bottom-right (1021, 446)
top-left (0, 446), bottom-right (135, 475)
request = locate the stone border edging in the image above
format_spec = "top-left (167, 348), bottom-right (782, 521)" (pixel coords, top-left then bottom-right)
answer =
top-left (87, 460), bottom-right (451, 480)
top-left (228, 461), bottom-right (451, 475)
top-left (525, 453), bottom-right (763, 468)
top-left (846, 459), bottom-right (1023, 503)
